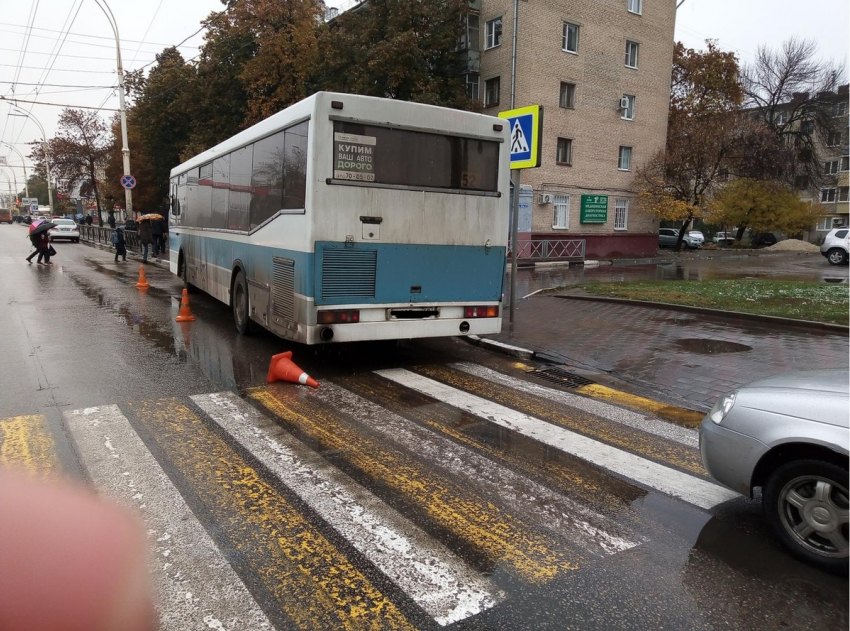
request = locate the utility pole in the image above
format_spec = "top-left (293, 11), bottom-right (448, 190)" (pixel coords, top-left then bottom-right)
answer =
top-left (10, 107), bottom-right (53, 211)
top-left (1, 142), bottom-right (29, 197)
top-left (93, 0), bottom-right (133, 218)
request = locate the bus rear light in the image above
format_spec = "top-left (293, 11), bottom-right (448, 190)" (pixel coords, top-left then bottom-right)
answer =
top-left (317, 310), bottom-right (360, 324)
top-left (463, 306), bottom-right (499, 318)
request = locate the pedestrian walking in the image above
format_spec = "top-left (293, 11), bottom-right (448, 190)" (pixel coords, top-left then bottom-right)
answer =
top-left (107, 211), bottom-right (116, 229)
top-left (151, 216), bottom-right (164, 258)
top-left (26, 231), bottom-right (52, 265)
top-left (111, 226), bottom-right (127, 262)
top-left (138, 218), bottom-right (152, 263)
top-left (85, 215), bottom-right (93, 226)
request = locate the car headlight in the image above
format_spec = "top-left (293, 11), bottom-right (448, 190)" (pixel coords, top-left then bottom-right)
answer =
top-left (708, 392), bottom-right (737, 425)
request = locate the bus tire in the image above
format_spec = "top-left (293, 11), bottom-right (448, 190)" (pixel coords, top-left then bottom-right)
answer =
top-left (232, 270), bottom-right (252, 336)
top-left (178, 251), bottom-right (196, 293)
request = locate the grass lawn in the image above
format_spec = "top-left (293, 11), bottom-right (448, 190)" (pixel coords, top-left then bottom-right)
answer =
top-left (566, 280), bottom-right (849, 326)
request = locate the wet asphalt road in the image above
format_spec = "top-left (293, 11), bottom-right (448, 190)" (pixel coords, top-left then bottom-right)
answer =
top-left (1, 225), bottom-right (847, 630)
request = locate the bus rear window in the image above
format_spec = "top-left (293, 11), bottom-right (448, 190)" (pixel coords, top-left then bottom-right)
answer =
top-left (333, 121), bottom-right (499, 192)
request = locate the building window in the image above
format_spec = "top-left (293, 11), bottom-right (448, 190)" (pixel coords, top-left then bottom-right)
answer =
top-left (485, 17), bottom-right (502, 49)
top-left (621, 94), bottom-right (635, 120)
top-left (840, 187), bottom-right (849, 202)
top-left (627, 0), bottom-right (642, 14)
top-left (559, 82), bottom-right (576, 108)
top-left (484, 76), bottom-right (500, 107)
top-left (827, 131), bottom-right (842, 147)
top-left (614, 198), bottom-right (629, 230)
top-left (625, 41), bottom-right (639, 68)
top-left (825, 160), bottom-right (839, 174)
top-left (464, 74), bottom-right (479, 101)
top-left (821, 188), bottom-right (837, 202)
top-left (556, 138), bottom-right (573, 165)
top-left (818, 217), bottom-right (843, 231)
top-left (835, 102), bottom-right (848, 117)
top-left (775, 111), bottom-right (788, 125)
top-left (461, 14), bottom-right (480, 51)
top-left (618, 146), bottom-right (632, 170)
top-left (553, 194), bottom-right (570, 228)
top-left (562, 22), bottom-right (579, 54)
top-left (842, 156), bottom-right (850, 171)
top-left (801, 120), bottom-right (815, 135)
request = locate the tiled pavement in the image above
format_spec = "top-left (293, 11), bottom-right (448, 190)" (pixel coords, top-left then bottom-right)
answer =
top-left (489, 296), bottom-right (849, 411)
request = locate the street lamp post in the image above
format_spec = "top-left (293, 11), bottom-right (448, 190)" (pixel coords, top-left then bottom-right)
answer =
top-left (93, 0), bottom-right (132, 217)
top-left (1, 166), bottom-right (18, 202)
top-left (1, 142), bottom-right (29, 197)
top-left (10, 107), bottom-right (54, 212)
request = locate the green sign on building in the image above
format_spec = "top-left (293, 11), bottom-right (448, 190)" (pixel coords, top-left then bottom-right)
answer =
top-left (580, 195), bottom-right (609, 223)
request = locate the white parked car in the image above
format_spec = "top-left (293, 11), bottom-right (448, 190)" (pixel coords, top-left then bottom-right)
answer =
top-left (688, 231), bottom-right (705, 246)
top-left (820, 228), bottom-right (849, 265)
top-left (48, 218), bottom-right (80, 243)
top-left (713, 231), bottom-right (735, 245)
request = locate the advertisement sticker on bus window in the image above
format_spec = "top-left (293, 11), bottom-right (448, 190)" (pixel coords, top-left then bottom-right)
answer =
top-left (334, 132), bottom-right (376, 182)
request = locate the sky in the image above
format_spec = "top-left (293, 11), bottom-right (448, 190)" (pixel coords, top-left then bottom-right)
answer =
top-left (0, 0), bottom-right (847, 195)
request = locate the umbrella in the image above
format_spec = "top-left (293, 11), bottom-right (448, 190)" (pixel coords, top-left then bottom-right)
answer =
top-left (138, 213), bottom-right (164, 221)
top-left (29, 220), bottom-right (57, 236)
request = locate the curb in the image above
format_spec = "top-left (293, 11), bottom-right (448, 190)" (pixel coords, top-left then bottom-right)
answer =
top-left (465, 335), bottom-right (535, 360)
top-left (79, 239), bottom-right (171, 271)
top-left (553, 294), bottom-right (849, 335)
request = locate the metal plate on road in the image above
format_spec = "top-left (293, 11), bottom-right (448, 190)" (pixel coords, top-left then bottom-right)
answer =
top-left (121, 174), bottom-right (136, 189)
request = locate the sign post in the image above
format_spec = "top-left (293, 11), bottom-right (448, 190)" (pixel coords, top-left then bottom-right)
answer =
top-left (498, 105), bottom-right (543, 323)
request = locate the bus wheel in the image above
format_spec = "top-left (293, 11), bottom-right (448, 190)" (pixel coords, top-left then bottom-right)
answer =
top-left (178, 252), bottom-right (196, 293)
top-left (232, 270), bottom-right (252, 335)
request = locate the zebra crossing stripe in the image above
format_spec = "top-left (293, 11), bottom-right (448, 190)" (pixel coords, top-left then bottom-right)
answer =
top-left (64, 405), bottom-right (274, 631)
top-left (451, 363), bottom-right (699, 448)
top-left (375, 369), bottom-right (739, 510)
top-left (192, 391), bottom-right (503, 627)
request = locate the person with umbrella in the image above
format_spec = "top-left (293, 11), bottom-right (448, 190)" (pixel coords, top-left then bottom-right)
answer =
top-left (25, 220), bottom-right (56, 265)
top-left (137, 216), bottom-right (153, 263)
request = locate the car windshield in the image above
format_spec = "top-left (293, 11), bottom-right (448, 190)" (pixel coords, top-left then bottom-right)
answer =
top-left (54, 219), bottom-right (75, 226)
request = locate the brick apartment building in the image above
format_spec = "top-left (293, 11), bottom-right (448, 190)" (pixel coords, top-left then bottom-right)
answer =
top-left (462, 0), bottom-right (677, 258)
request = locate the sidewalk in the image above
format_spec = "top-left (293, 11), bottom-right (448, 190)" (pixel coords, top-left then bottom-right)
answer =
top-left (483, 294), bottom-right (849, 412)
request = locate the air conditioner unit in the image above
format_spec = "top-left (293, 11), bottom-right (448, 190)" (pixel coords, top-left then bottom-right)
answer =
top-left (539, 193), bottom-right (554, 204)
top-left (833, 217), bottom-right (843, 225)
top-left (618, 97), bottom-right (630, 110)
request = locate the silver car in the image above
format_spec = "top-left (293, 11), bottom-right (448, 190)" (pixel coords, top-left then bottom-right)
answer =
top-left (699, 369), bottom-right (849, 573)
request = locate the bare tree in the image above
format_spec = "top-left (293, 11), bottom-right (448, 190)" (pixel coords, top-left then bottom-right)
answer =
top-left (742, 37), bottom-right (846, 187)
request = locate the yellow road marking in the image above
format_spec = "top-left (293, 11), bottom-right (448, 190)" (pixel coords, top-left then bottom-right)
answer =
top-left (413, 365), bottom-right (707, 476)
top-left (129, 398), bottom-right (415, 631)
top-left (250, 386), bottom-right (582, 583)
top-left (575, 384), bottom-right (705, 428)
top-left (0, 415), bottom-right (59, 476)
top-left (338, 373), bottom-right (647, 517)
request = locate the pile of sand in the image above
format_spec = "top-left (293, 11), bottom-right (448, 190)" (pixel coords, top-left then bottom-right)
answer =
top-left (765, 239), bottom-right (821, 252)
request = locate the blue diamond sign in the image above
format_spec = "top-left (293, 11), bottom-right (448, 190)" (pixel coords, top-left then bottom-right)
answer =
top-left (498, 105), bottom-right (542, 170)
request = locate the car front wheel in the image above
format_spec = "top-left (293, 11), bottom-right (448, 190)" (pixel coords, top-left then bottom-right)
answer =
top-left (763, 459), bottom-right (849, 574)
top-left (826, 248), bottom-right (848, 265)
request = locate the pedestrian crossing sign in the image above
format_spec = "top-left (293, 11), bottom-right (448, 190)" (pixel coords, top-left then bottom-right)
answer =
top-left (498, 105), bottom-right (542, 169)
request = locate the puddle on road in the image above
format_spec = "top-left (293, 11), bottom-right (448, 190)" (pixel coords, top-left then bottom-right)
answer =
top-left (674, 338), bottom-right (752, 354)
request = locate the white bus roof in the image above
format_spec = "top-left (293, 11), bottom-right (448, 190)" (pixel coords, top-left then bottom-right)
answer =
top-left (170, 92), bottom-right (506, 178)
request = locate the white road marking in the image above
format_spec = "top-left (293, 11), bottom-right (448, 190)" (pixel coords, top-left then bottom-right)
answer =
top-left (375, 369), bottom-right (739, 510)
top-left (452, 362), bottom-right (700, 448)
top-left (65, 405), bottom-right (273, 631)
top-left (304, 381), bottom-right (641, 555)
top-left (192, 392), bottom-right (502, 627)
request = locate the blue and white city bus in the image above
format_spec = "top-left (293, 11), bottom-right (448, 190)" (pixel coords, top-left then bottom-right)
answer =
top-left (168, 92), bottom-right (509, 344)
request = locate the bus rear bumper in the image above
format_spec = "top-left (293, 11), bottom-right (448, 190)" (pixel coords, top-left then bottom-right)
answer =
top-left (305, 316), bottom-right (503, 344)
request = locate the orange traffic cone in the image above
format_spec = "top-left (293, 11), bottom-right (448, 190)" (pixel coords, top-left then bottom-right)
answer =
top-left (266, 351), bottom-right (319, 387)
top-left (175, 288), bottom-right (196, 322)
top-left (135, 264), bottom-right (151, 289)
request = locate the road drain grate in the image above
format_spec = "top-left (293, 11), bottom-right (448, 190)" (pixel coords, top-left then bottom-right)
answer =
top-left (526, 367), bottom-right (595, 388)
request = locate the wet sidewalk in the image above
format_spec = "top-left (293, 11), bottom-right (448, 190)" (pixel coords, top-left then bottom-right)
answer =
top-left (488, 294), bottom-right (849, 412)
